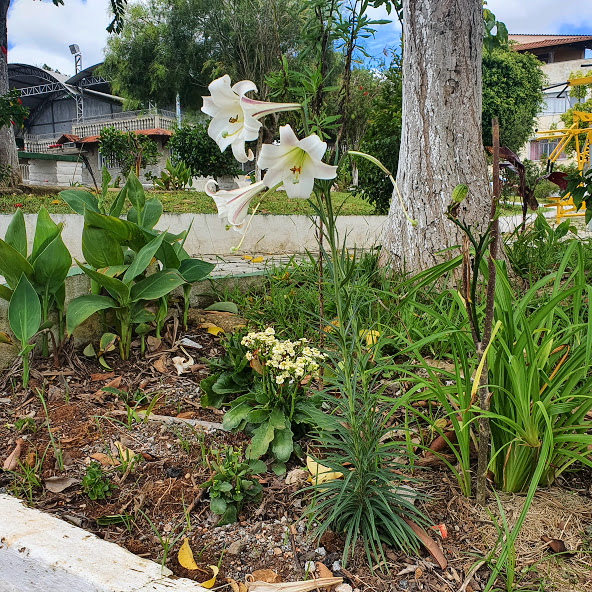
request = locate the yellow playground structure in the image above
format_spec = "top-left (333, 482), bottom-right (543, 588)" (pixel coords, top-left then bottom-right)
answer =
top-left (535, 76), bottom-right (592, 223)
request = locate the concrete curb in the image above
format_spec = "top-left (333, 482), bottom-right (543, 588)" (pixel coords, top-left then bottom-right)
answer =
top-left (0, 494), bottom-right (205, 592)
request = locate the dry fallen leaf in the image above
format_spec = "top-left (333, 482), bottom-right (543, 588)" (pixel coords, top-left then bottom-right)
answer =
top-left (251, 570), bottom-right (281, 583)
top-left (306, 455), bottom-right (343, 484)
top-left (90, 372), bottom-right (115, 382)
top-left (44, 476), bottom-right (78, 493)
top-left (176, 411), bottom-right (195, 419)
top-left (227, 579), bottom-right (248, 592)
top-left (90, 452), bottom-right (120, 466)
top-left (250, 357), bottom-right (264, 375)
top-left (201, 565), bottom-right (219, 588)
top-left (3, 438), bottom-right (24, 471)
top-left (541, 535), bottom-right (573, 556)
top-left (172, 355), bottom-right (194, 375)
top-left (316, 563), bottom-right (333, 579)
top-left (402, 518), bottom-right (447, 569)
top-left (147, 335), bottom-right (162, 352)
top-left (153, 356), bottom-right (167, 373)
top-left (94, 376), bottom-right (122, 396)
top-left (114, 441), bottom-right (136, 462)
top-left (246, 577), bottom-right (343, 592)
top-left (178, 538), bottom-right (198, 570)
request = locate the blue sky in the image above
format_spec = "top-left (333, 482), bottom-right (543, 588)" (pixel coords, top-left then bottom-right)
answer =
top-left (6, 0), bottom-right (592, 77)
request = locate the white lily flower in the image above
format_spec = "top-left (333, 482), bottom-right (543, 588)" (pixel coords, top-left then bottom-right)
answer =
top-left (257, 125), bottom-right (337, 199)
top-left (202, 75), bottom-right (300, 163)
top-left (205, 179), bottom-right (267, 228)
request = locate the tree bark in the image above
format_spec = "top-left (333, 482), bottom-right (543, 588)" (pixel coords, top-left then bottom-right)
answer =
top-left (0, 0), bottom-right (21, 187)
top-left (379, 0), bottom-right (489, 273)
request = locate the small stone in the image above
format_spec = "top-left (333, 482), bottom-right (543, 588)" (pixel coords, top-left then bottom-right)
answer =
top-left (228, 540), bottom-right (247, 555)
top-left (332, 560), bottom-right (341, 572)
top-left (314, 546), bottom-right (326, 556)
top-left (335, 585), bottom-right (353, 592)
top-left (304, 561), bottom-right (316, 573)
top-left (272, 547), bottom-right (282, 556)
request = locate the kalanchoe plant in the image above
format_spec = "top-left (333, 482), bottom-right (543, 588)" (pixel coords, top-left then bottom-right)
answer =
top-left (202, 446), bottom-right (265, 526)
top-left (222, 328), bottom-right (324, 474)
top-left (200, 328), bottom-right (253, 408)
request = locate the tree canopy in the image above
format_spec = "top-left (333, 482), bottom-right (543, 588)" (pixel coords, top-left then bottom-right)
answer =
top-left (482, 47), bottom-right (545, 153)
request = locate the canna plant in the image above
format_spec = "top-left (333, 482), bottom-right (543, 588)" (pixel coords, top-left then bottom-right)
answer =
top-left (8, 275), bottom-right (42, 388)
top-left (62, 172), bottom-right (214, 358)
top-left (66, 231), bottom-right (186, 359)
top-left (0, 207), bottom-right (72, 356)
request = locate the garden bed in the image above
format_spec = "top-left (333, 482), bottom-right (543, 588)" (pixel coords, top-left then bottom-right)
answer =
top-left (1, 309), bottom-right (591, 592)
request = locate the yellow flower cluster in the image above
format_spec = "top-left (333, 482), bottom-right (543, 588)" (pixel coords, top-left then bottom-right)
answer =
top-left (241, 328), bottom-right (325, 385)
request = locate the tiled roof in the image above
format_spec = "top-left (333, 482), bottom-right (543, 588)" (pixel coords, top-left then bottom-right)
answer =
top-left (78, 128), bottom-right (173, 144)
top-left (56, 133), bottom-right (81, 143)
top-left (513, 35), bottom-right (592, 51)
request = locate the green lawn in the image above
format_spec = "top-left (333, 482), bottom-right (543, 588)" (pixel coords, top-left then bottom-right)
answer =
top-left (0, 188), bottom-right (376, 216)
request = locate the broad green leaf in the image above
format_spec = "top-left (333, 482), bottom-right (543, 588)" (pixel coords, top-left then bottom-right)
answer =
top-left (217, 505), bottom-right (237, 526)
top-left (155, 240), bottom-right (181, 269)
top-left (210, 496), bottom-right (227, 515)
top-left (8, 275), bottom-right (41, 346)
top-left (59, 190), bottom-right (100, 215)
top-left (222, 402), bottom-right (252, 430)
top-left (199, 374), bottom-right (226, 408)
top-left (173, 244), bottom-right (191, 261)
top-left (0, 284), bottom-right (13, 302)
top-left (84, 208), bottom-right (143, 246)
top-left (82, 226), bottom-right (124, 268)
top-left (130, 301), bottom-right (156, 323)
top-left (129, 270), bottom-right (185, 302)
top-left (125, 173), bottom-right (145, 213)
top-left (5, 208), bottom-right (27, 257)
top-left (100, 167), bottom-right (111, 202)
top-left (0, 238), bottom-right (34, 289)
top-left (128, 198), bottom-right (162, 230)
top-left (76, 261), bottom-right (130, 304)
top-left (109, 184), bottom-right (127, 219)
top-left (32, 234), bottom-right (71, 295)
top-left (97, 265), bottom-right (129, 278)
top-left (123, 231), bottom-right (166, 284)
top-left (271, 426), bottom-right (294, 463)
top-left (246, 420), bottom-right (275, 459)
top-left (180, 259), bottom-right (215, 283)
top-left (30, 208), bottom-right (60, 264)
top-left (247, 459), bottom-right (267, 474)
top-left (269, 409), bottom-right (287, 429)
top-left (247, 409), bottom-right (270, 425)
top-left (66, 294), bottom-right (116, 335)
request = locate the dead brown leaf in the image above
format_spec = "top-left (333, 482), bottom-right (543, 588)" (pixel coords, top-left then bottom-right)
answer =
top-left (176, 411), bottom-right (195, 419)
top-left (3, 438), bottom-right (24, 471)
top-left (93, 376), bottom-right (122, 396)
top-left (541, 535), bottom-right (573, 556)
top-left (246, 578), bottom-right (342, 591)
top-left (402, 517), bottom-right (447, 569)
top-left (316, 563), bottom-right (333, 579)
top-left (90, 452), bottom-right (120, 466)
top-left (45, 476), bottom-right (78, 493)
top-left (90, 372), bottom-right (115, 382)
top-left (251, 570), bottom-right (281, 583)
top-left (153, 356), bottom-right (167, 373)
top-left (147, 336), bottom-right (162, 352)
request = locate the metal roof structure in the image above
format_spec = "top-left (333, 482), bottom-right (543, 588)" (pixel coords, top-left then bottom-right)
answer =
top-left (8, 62), bottom-right (122, 132)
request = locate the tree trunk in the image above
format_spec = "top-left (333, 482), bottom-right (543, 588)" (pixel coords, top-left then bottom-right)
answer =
top-left (0, 0), bottom-right (21, 187)
top-left (379, 0), bottom-right (489, 273)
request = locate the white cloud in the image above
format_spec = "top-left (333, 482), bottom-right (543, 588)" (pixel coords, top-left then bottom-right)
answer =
top-left (486, 0), bottom-right (592, 34)
top-left (7, 0), bottom-right (111, 76)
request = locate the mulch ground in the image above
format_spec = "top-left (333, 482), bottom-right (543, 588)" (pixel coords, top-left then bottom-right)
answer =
top-left (1, 312), bottom-right (591, 591)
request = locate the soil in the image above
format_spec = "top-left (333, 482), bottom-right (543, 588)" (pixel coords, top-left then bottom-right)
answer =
top-left (1, 314), bottom-right (591, 591)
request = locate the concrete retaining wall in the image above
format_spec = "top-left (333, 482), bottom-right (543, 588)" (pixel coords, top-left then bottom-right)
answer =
top-left (0, 213), bottom-right (387, 258)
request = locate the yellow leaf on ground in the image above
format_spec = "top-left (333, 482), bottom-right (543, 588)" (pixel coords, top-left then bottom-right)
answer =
top-left (207, 325), bottom-right (225, 336)
top-left (51, 200), bottom-right (60, 204)
top-left (250, 256), bottom-right (264, 263)
top-left (201, 565), bottom-right (219, 588)
top-left (89, 452), bottom-right (120, 466)
top-left (306, 455), bottom-right (343, 484)
top-left (242, 255), bottom-right (253, 261)
top-left (178, 538), bottom-right (198, 570)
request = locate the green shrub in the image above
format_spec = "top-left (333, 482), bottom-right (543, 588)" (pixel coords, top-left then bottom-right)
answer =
top-left (169, 124), bottom-right (241, 178)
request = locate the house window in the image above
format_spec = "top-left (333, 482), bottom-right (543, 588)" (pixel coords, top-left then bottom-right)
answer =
top-left (530, 139), bottom-right (564, 161)
top-left (98, 151), bottom-right (120, 170)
